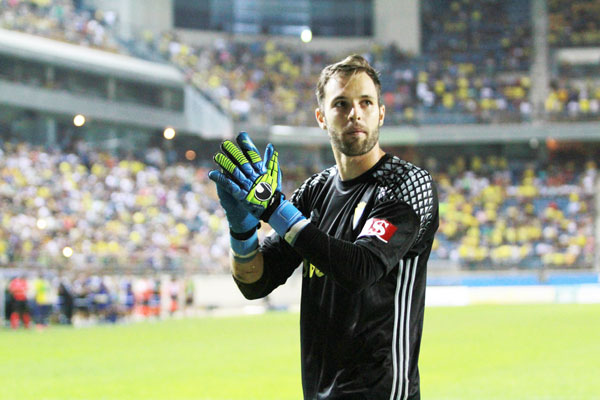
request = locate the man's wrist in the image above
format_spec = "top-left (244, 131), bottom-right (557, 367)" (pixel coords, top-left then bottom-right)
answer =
top-left (230, 230), bottom-right (259, 262)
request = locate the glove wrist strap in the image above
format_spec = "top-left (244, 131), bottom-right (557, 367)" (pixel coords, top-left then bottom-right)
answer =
top-left (230, 231), bottom-right (259, 262)
top-left (268, 200), bottom-right (307, 240)
top-left (230, 224), bottom-right (259, 240)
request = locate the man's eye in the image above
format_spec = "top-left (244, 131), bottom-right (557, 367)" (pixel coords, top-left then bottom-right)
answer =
top-left (334, 101), bottom-right (346, 108)
top-left (363, 100), bottom-right (373, 106)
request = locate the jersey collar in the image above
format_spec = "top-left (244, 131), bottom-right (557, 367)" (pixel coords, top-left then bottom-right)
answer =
top-left (335, 153), bottom-right (391, 191)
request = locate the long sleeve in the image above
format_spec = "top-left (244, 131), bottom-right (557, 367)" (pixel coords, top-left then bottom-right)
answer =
top-left (233, 233), bottom-right (303, 299)
top-left (292, 201), bottom-right (420, 292)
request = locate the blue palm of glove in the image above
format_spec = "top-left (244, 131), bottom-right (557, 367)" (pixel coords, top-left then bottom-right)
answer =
top-left (213, 183), bottom-right (260, 234)
top-left (208, 132), bottom-right (268, 233)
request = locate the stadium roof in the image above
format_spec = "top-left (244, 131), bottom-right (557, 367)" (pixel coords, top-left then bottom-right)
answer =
top-left (0, 28), bottom-right (184, 87)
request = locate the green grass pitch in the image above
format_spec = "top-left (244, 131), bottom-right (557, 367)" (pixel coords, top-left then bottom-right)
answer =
top-left (1, 303), bottom-right (599, 400)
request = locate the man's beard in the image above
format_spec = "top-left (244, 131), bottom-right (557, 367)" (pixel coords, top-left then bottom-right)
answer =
top-left (328, 126), bottom-right (380, 157)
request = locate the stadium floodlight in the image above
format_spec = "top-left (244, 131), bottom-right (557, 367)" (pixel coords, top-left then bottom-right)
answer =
top-left (62, 246), bottom-right (73, 258)
top-left (546, 137), bottom-right (558, 150)
top-left (301, 28), bottom-right (312, 43)
top-left (529, 138), bottom-right (539, 149)
top-left (163, 127), bottom-right (176, 140)
top-left (185, 150), bottom-right (196, 161)
top-left (73, 114), bottom-right (86, 127)
top-left (36, 219), bottom-right (47, 230)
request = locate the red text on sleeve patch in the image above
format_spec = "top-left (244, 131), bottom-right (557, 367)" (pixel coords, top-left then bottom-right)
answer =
top-left (358, 218), bottom-right (398, 243)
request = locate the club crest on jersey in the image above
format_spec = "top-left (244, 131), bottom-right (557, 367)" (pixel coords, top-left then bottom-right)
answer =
top-left (353, 201), bottom-right (367, 230)
top-left (254, 182), bottom-right (273, 201)
top-left (359, 218), bottom-right (397, 243)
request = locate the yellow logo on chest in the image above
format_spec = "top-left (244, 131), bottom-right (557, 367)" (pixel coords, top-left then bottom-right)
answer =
top-left (303, 261), bottom-right (325, 278)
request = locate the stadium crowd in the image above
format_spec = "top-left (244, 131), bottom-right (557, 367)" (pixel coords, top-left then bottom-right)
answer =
top-left (544, 78), bottom-right (600, 121)
top-left (0, 0), bottom-right (119, 51)
top-left (430, 154), bottom-right (597, 269)
top-left (0, 141), bottom-right (232, 274)
top-left (548, 0), bottom-right (600, 47)
top-left (0, 140), bottom-right (596, 275)
top-left (3, 0), bottom-right (600, 124)
top-left (148, 27), bottom-right (535, 126)
top-left (421, 0), bottom-right (532, 72)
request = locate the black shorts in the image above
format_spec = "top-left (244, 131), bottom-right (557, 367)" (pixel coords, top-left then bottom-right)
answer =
top-left (13, 300), bottom-right (28, 314)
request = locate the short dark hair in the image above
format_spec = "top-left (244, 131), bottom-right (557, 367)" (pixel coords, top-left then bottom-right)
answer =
top-left (316, 54), bottom-right (381, 108)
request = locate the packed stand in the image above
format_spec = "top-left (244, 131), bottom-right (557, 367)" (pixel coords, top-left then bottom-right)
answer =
top-left (147, 31), bottom-right (534, 126)
top-left (3, 0), bottom-right (589, 126)
top-left (421, 0), bottom-right (531, 72)
top-left (548, 0), bottom-right (600, 47)
top-left (376, 50), bottom-right (533, 125)
top-left (1, 138), bottom-right (598, 275)
top-left (544, 73), bottom-right (600, 121)
top-left (430, 155), bottom-right (597, 269)
top-left (545, 0), bottom-right (600, 121)
top-left (1, 0), bottom-right (535, 126)
top-left (0, 141), bottom-right (233, 274)
top-left (0, 0), bottom-right (119, 51)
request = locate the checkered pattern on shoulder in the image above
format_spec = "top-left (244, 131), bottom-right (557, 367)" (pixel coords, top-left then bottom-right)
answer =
top-left (372, 156), bottom-right (436, 242)
top-left (290, 165), bottom-right (337, 204)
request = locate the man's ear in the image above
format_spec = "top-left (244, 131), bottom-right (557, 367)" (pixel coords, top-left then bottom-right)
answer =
top-left (316, 108), bottom-right (327, 130)
top-left (379, 104), bottom-right (385, 127)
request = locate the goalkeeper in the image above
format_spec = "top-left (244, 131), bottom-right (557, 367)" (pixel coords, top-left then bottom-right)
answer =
top-left (209, 55), bottom-right (438, 400)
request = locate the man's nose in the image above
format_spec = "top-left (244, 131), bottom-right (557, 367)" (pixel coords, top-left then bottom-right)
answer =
top-left (348, 103), bottom-right (361, 121)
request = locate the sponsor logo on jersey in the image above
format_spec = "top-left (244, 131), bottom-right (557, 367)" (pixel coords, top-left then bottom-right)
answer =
top-left (303, 261), bottom-right (324, 278)
top-left (358, 218), bottom-right (397, 243)
top-left (254, 182), bottom-right (273, 201)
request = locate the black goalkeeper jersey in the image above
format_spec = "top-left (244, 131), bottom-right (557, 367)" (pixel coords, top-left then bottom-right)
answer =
top-left (235, 154), bottom-right (439, 400)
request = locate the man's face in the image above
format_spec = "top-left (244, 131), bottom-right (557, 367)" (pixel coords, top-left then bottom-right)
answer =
top-left (316, 71), bottom-right (385, 157)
